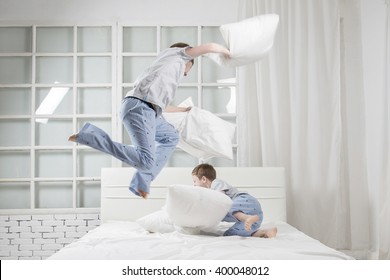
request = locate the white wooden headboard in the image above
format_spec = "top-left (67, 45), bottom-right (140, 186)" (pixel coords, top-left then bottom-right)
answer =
top-left (101, 167), bottom-right (286, 223)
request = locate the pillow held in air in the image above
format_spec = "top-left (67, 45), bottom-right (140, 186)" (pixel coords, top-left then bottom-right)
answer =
top-left (208, 14), bottom-right (279, 67)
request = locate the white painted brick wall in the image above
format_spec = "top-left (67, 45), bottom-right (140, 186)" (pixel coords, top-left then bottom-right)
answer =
top-left (0, 212), bottom-right (100, 260)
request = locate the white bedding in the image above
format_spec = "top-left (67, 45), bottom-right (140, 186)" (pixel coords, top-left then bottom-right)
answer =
top-left (48, 221), bottom-right (353, 260)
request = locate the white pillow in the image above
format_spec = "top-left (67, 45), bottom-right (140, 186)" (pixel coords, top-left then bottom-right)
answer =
top-left (208, 14), bottom-right (279, 67)
top-left (136, 210), bottom-right (175, 233)
top-left (166, 185), bottom-right (232, 229)
top-left (163, 98), bottom-right (236, 161)
top-left (182, 106), bottom-right (235, 160)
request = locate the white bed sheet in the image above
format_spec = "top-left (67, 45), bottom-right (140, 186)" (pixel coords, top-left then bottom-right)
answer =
top-left (48, 221), bottom-right (353, 260)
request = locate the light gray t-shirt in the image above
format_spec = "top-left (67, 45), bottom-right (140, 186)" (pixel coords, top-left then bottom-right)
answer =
top-left (125, 47), bottom-right (193, 115)
top-left (211, 179), bottom-right (247, 200)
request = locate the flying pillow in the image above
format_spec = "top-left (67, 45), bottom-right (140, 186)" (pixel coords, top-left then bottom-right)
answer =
top-left (208, 14), bottom-right (279, 67)
top-left (163, 98), bottom-right (235, 161)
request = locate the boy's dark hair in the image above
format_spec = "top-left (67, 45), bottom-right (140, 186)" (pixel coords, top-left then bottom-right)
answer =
top-left (192, 163), bottom-right (216, 181)
top-left (170, 42), bottom-right (195, 66)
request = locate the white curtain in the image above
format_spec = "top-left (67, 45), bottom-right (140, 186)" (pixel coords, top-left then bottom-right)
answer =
top-left (238, 0), bottom-right (389, 259)
top-left (378, 0), bottom-right (390, 260)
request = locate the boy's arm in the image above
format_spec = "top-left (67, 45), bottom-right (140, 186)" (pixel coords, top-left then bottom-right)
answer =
top-left (164, 105), bottom-right (191, 113)
top-left (185, 43), bottom-right (230, 58)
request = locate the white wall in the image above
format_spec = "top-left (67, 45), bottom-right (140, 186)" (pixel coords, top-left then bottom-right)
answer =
top-left (0, 0), bottom-right (238, 25)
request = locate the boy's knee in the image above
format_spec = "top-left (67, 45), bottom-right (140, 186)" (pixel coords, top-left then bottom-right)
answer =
top-left (137, 153), bottom-right (155, 171)
top-left (139, 158), bottom-right (155, 171)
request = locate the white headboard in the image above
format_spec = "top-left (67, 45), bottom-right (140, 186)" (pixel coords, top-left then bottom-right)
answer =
top-left (101, 167), bottom-right (286, 223)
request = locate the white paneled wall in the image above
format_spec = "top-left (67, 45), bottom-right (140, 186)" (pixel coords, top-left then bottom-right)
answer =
top-left (0, 213), bottom-right (100, 260)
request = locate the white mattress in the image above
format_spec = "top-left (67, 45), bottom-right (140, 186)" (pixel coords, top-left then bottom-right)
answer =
top-left (48, 221), bottom-right (353, 260)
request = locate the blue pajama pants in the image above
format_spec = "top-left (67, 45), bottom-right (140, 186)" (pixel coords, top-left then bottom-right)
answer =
top-left (76, 97), bottom-right (179, 197)
top-left (222, 194), bottom-right (263, 237)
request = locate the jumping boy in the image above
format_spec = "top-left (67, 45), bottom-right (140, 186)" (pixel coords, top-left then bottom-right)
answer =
top-left (69, 42), bottom-right (230, 199)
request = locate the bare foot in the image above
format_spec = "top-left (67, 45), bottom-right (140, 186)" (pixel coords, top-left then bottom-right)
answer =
top-left (244, 215), bottom-right (259, 231)
top-left (252, 227), bottom-right (278, 238)
top-left (139, 190), bottom-right (149, 199)
top-left (233, 212), bottom-right (260, 232)
top-left (68, 134), bottom-right (77, 142)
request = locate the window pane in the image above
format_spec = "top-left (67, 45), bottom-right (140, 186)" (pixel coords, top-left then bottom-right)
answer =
top-left (78, 57), bottom-right (111, 83)
top-left (166, 150), bottom-right (199, 167)
top-left (201, 26), bottom-right (225, 45)
top-left (202, 86), bottom-right (236, 114)
top-left (0, 151), bottom-right (30, 178)
top-left (0, 88), bottom-right (31, 115)
top-left (123, 56), bottom-right (155, 83)
top-left (0, 27), bottom-right (32, 53)
top-left (77, 150), bottom-right (111, 177)
top-left (122, 86), bottom-right (133, 99)
top-left (0, 57), bottom-right (31, 84)
top-left (0, 182), bottom-right (30, 209)
top-left (202, 57), bottom-right (236, 83)
top-left (123, 27), bottom-right (156, 53)
top-left (36, 57), bottom-right (73, 84)
top-left (36, 27), bottom-right (73, 53)
top-left (35, 119), bottom-right (73, 146)
top-left (78, 27), bottom-right (111, 53)
top-left (173, 87), bottom-right (198, 106)
top-left (77, 181), bottom-right (101, 208)
top-left (0, 119), bottom-right (30, 146)
top-left (35, 150), bottom-right (72, 178)
top-left (161, 26), bottom-right (197, 50)
top-left (35, 181), bottom-right (72, 208)
top-left (78, 88), bottom-right (111, 114)
top-left (35, 87), bottom-right (72, 116)
top-left (77, 119), bottom-right (111, 135)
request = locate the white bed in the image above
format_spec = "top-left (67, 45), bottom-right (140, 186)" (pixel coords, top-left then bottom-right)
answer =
top-left (48, 167), bottom-right (353, 260)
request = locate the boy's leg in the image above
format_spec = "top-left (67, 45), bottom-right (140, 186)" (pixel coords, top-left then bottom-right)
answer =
top-left (72, 97), bottom-right (156, 172)
top-left (120, 98), bottom-right (157, 197)
top-left (73, 122), bottom-right (154, 169)
top-left (153, 116), bottom-right (180, 175)
top-left (223, 194), bottom-right (263, 237)
top-left (120, 98), bottom-right (156, 171)
top-left (129, 115), bottom-right (179, 197)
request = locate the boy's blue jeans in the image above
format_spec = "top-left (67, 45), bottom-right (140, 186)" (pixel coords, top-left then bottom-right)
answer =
top-left (76, 97), bottom-right (179, 197)
top-left (222, 194), bottom-right (264, 237)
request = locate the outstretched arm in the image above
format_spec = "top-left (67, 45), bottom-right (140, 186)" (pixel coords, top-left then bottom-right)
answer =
top-left (185, 43), bottom-right (230, 59)
top-left (164, 105), bottom-right (191, 113)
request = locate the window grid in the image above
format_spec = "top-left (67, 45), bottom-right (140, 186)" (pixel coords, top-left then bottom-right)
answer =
top-left (0, 24), bottom-right (237, 214)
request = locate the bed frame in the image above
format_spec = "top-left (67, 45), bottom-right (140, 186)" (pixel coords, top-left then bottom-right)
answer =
top-left (101, 167), bottom-right (286, 223)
